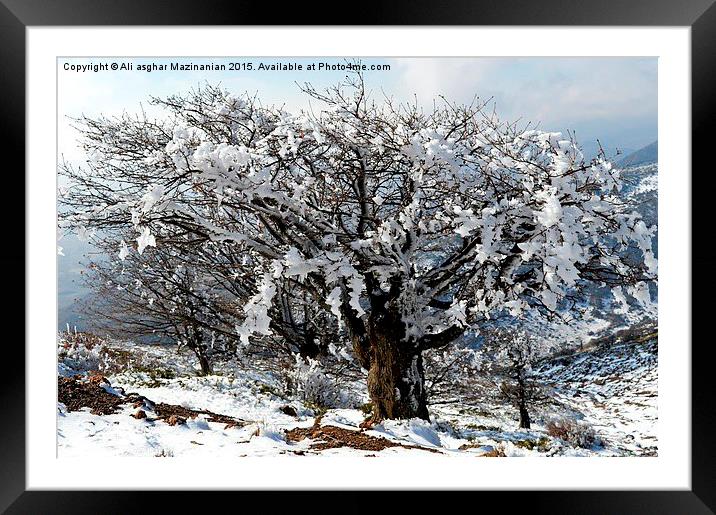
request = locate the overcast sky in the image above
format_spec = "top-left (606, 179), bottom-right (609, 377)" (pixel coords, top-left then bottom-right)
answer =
top-left (58, 56), bottom-right (657, 164)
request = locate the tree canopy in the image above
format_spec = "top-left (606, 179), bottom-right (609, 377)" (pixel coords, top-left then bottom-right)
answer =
top-left (59, 75), bottom-right (657, 421)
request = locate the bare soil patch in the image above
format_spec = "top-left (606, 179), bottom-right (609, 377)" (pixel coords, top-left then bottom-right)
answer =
top-left (58, 375), bottom-right (247, 429)
top-left (285, 417), bottom-right (439, 453)
top-left (58, 375), bottom-right (127, 415)
top-left (152, 401), bottom-right (244, 428)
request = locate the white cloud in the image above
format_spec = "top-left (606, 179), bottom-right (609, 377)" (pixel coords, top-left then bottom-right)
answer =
top-left (384, 57), bottom-right (657, 147)
top-left (58, 57), bottom-right (658, 167)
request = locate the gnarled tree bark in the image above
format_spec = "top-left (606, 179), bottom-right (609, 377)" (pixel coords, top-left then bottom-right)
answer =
top-left (365, 313), bottom-right (430, 422)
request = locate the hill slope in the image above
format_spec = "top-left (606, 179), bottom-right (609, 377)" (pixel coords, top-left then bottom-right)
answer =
top-left (617, 141), bottom-right (658, 168)
top-left (535, 324), bottom-right (658, 456)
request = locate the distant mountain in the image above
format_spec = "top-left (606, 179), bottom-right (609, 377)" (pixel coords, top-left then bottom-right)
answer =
top-left (616, 141), bottom-right (658, 168)
top-left (579, 140), bottom-right (634, 162)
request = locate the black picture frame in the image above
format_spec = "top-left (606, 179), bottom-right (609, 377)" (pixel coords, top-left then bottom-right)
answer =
top-left (3, 1), bottom-right (713, 513)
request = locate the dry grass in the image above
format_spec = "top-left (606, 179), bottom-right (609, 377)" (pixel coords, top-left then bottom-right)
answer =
top-left (546, 417), bottom-right (598, 448)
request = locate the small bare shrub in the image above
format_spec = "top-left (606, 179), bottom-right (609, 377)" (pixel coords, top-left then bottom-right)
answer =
top-left (58, 331), bottom-right (105, 373)
top-left (58, 330), bottom-right (170, 377)
top-left (285, 356), bottom-right (353, 410)
top-left (546, 417), bottom-right (599, 449)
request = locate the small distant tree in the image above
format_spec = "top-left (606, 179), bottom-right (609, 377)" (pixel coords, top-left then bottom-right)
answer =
top-left (482, 328), bottom-right (552, 429)
top-left (77, 229), bottom-right (342, 375)
top-left (80, 238), bottom-right (241, 376)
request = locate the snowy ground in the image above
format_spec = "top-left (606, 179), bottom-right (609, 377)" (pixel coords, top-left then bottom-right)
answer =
top-left (57, 328), bottom-right (657, 458)
top-left (57, 160), bottom-right (658, 459)
top-left (537, 337), bottom-right (658, 456)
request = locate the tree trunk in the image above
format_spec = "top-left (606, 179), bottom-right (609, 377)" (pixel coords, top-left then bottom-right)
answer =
top-left (516, 371), bottom-right (531, 429)
top-left (365, 315), bottom-right (429, 423)
top-left (190, 338), bottom-right (212, 376)
top-left (186, 324), bottom-right (213, 376)
top-left (196, 351), bottom-right (213, 376)
top-left (518, 403), bottom-right (531, 429)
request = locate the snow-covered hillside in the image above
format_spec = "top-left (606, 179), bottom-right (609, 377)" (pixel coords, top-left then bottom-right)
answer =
top-left (535, 324), bottom-right (658, 456)
top-left (57, 324), bottom-right (657, 458)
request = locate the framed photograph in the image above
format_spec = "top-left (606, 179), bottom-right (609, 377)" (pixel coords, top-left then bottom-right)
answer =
top-left (5, 0), bottom-right (713, 512)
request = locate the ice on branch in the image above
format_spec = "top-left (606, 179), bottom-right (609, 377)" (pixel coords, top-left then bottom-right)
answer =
top-left (136, 227), bottom-right (156, 254)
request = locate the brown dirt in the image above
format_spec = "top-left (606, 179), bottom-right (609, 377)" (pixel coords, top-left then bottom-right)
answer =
top-left (165, 415), bottom-right (186, 426)
top-left (58, 375), bottom-right (247, 428)
top-left (481, 448), bottom-right (507, 457)
top-left (153, 401), bottom-right (245, 427)
top-left (285, 417), bottom-right (439, 453)
top-left (458, 442), bottom-right (509, 456)
top-left (58, 375), bottom-right (127, 416)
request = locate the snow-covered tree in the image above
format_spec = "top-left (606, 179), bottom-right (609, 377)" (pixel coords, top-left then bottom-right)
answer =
top-left (79, 236), bottom-right (241, 375)
top-left (481, 328), bottom-right (553, 429)
top-left (59, 75), bottom-right (657, 422)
